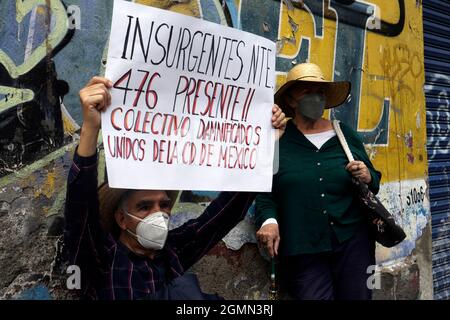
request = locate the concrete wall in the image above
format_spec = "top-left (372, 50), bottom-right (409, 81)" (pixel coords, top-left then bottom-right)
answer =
top-left (0, 0), bottom-right (432, 299)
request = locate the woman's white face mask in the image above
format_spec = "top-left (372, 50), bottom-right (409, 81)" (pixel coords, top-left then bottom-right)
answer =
top-left (124, 210), bottom-right (170, 250)
top-left (296, 93), bottom-right (327, 120)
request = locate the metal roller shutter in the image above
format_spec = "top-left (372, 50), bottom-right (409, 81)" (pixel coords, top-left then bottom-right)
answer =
top-left (424, 0), bottom-right (450, 300)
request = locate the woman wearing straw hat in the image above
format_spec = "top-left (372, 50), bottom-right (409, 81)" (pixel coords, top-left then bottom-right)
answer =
top-left (255, 63), bottom-right (381, 300)
top-left (63, 76), bottom-right (286, 300)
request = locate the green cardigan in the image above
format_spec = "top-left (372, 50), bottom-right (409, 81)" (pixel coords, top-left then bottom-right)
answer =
top-left (255, 120), bottom-right (381, 256)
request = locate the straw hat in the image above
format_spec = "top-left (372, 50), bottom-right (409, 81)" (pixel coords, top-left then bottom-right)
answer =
top-left (98, 182), bottom-right (179, 234)
top-left (275, 63), bottom-right (351, 118)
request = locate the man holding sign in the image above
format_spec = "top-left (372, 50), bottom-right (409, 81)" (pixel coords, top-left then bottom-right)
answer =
top-left (63, 76), bottom-right (285, 300)
top-left (63, 0), bottom-right (283, 300)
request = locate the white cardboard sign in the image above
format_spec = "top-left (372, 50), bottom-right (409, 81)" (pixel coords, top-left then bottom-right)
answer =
top-left (102, 0), bottom-right (276, 191)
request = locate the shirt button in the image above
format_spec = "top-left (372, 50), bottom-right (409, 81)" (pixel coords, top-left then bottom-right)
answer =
top-left (317, 162), bottom-right (321, 166)
top-left (316, 150), bottom-right (319, 153)
top-left (330, 222), bottom-right (334, 226)
top-left (321, 194), bottom-right (325, 198)
top-left (323, 210), bottom-right (327, 214)
top-left (319, 177), bottom-right (323, 182)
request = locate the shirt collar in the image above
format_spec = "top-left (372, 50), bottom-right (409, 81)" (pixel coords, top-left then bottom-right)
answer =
top-left (284, 120), bottom-right (338, 150)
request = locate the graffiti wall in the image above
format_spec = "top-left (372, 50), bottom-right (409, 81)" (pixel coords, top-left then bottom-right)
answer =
top-left (0, 0), bottom-right (430, 299)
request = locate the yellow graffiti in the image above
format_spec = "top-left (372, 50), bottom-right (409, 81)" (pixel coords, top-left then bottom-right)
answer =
top-left (382, 44), bottom-right (423, 80)
top-left (136, 0), bottom-right (201, 17)
top-left (381, 43), bottom-right (424, 100)
top-left (35, 170), bottom-right (56, 199)
top-left (61, 102), bottom-right (80, 136)
top-left (274, 1), bottom-right (427, 183)
top-left (360, 2), bottom-right (425, 182)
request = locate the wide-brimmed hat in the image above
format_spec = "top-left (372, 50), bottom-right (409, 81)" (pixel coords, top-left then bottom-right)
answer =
top-left (98, 182), bottom-right (179, 233)
top-left (275, 63), bottom-right (351, 118)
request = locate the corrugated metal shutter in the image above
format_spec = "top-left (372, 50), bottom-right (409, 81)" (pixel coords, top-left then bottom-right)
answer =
top-left (424, 0), bottom-right (450, 300)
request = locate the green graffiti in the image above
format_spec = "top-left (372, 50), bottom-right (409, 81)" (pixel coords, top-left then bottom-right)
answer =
top-left (45, 184), bottom-right (67, 217)
top-left (0, 141), bottom-right (77, 189)
top-left (211, 0), bottom-right (228, 25)
top-left (0, 86), bottom-right (34, 113)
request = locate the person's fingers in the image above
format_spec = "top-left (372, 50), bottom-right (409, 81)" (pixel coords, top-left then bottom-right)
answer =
top-left (86, 94), bottom-right (105, 110)
top-left (274, 107), bottom-right (282, 117)
top-left (346, 161), bottom-right (366, 173)
top-left (256, 233), bottom-right (267, 246)
top-left (88, 84), bottom-right (113, 109)
top-left (86, 76), bottom-right (98, 86)
top-left (86, 76), bottom-right (113, 88)
top-left (97, 85), bottom-right (112, 109)
top-left (356, 174), bottom-right (367, 181)
top-left (275, 113), bottom-right (286, 128)
top-left (88, 83), bottom-right (109, 95)
top-left (83, 84), bottom-right (108, 99)
top-left (89, 89), bottom-right (108, 110)
top-left (266, 240), bottom-right (274, 258)
top-left (107, 89), bottom-right (112, 107)
top-left (345, 161), bottom-right (358, 171)
top-left (257, 232), bottom-right (276, 257)
top-left (100, 87), bottom-right (111, 110)
top-left (274, 237), bottom-right (280, 256)
top-left (272, 109), bottom-right (282, 123)
top-left (273, 119), bottom-right (282, 128)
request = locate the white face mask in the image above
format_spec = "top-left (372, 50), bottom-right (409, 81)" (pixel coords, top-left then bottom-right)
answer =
top-left (296, 93), bottom-right (327, 120)
top-left (124, 210), bottom-right (170, 250)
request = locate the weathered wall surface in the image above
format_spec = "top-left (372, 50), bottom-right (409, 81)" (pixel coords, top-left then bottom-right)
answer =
top-left (0, 0), bottom-right (432, 299)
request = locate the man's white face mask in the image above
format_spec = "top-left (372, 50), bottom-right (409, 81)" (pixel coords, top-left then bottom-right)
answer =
top-left (124, 210), bottom-right (170, 250)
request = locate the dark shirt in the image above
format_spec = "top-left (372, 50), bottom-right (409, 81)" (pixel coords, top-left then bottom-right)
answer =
top-left (255, 120), bottom-right (381, 256)
top-left (63, 148), bottom-right (255, 300)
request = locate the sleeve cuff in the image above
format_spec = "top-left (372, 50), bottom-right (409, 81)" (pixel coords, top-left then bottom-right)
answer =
top-left (73, 145), bottom-right (98, 168)
top-left (261, 218), bottom-right (278, 227)
top-left (367, 170), bottom-right (380, 194)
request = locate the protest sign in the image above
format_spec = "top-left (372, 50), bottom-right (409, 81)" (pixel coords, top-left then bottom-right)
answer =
top-left (102, 0), bottom-right (276, 191)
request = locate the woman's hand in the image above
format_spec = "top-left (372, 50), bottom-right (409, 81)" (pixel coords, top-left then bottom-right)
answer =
top-left (256, 223), bottom-right (280, 258)
top-left (346, 160), bottom-right (372, 184)
top-left (271, 104), bottom-right (287, 140)
top-left (271, 104), bottom-right (286, 130)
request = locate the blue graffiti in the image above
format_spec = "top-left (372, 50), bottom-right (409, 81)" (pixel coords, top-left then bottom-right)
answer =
top-left (15, 284), bottom-right (52, 300)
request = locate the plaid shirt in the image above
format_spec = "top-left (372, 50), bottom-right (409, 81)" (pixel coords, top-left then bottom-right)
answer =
top-left (63, 148), bottom-right (255, 300)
